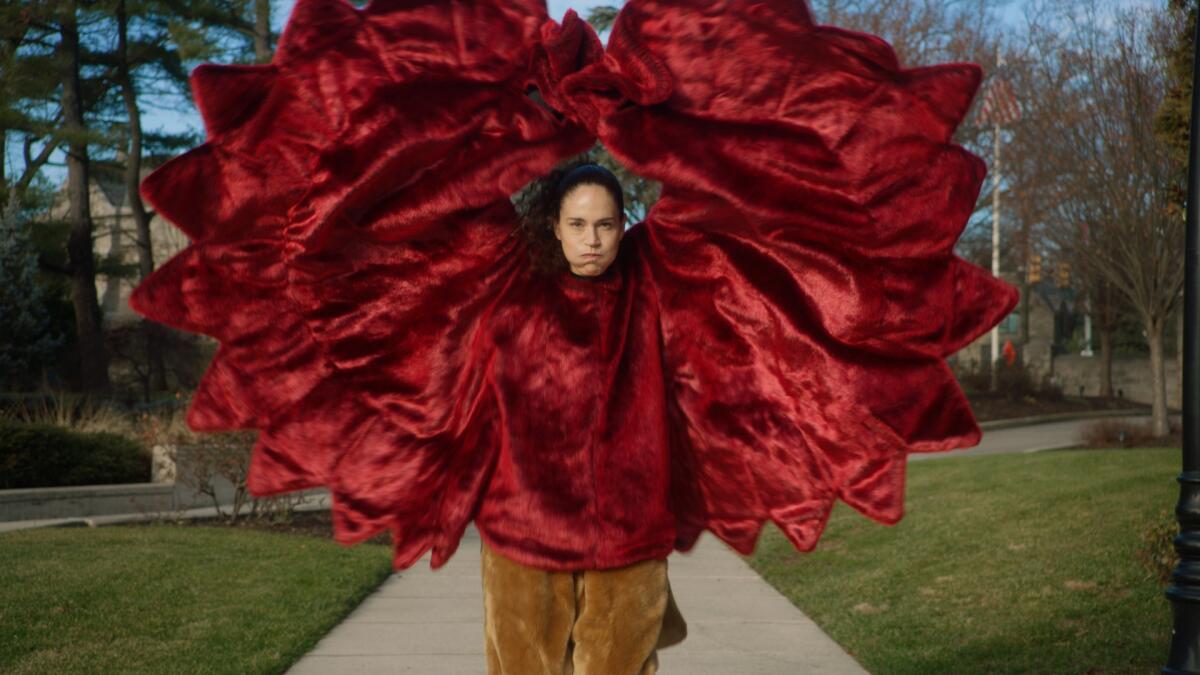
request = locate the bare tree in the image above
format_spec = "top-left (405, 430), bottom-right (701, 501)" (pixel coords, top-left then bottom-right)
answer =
top-left (1155, 0), bottom-right (1196, 413)
top-left (810, 0), bottom-right (1002, 68)
top-left (1014, 0), bottom-right (1181, 436)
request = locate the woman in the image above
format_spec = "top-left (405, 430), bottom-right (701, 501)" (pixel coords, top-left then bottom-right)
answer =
top-left (478, 159), bottom-right (687, 674)
top-left (128, 1), bottom-right (1019, 673)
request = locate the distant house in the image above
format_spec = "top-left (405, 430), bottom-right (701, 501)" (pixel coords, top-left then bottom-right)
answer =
top-left (954, 276), bottom-right (1083, 377)
top-left (950, 274), bottom-right (1179, 408)
top-left (47, 153), bottom-right (190, 325)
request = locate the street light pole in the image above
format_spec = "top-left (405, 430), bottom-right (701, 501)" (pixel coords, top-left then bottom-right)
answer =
top-left (1165, 10), bottom-right (1200, 674)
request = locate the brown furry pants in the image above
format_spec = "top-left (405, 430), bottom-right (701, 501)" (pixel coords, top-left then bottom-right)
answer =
top-left (480, 538), bottom-right (688, 675)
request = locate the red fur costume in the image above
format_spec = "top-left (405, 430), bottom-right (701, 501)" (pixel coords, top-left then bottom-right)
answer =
top-left (129, 0), bottom-right (1020, 572)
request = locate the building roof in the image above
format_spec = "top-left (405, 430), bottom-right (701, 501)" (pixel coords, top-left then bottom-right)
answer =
top-left (1033, 279), bottom-right (1077, 313)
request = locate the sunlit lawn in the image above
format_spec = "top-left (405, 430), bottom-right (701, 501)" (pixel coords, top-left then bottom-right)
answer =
top-left (746, 447), bottom-right (1175, 675)
top-left (0, 523), bottom-right (393, 674)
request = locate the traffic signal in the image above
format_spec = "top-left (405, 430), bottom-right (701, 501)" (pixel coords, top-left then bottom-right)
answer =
top-left (1027, 253), bottom-right (1042, 284)
top-left (1056, 260), bottom-right (1070, 288)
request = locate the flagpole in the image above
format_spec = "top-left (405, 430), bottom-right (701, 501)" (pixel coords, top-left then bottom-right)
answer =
top-left (990, 43), bottom-right (1003, 391)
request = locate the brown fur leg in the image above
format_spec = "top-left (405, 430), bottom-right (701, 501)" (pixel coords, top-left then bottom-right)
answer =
top-left (656, 570), bottom-right (688, 650)
top-left (571, 557), bottom-right (669, 675)
top-left (481, 539), bottom-right (576, 675)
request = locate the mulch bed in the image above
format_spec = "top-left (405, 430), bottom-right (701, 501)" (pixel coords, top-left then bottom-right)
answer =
top-left (125, 509), bottom-right (392, 546)
top-left (967, 393), bottom-right (1154, 423)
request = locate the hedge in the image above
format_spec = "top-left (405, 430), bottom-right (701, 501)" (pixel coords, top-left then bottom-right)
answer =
top-left (0, 421), bottom-right (150, 489)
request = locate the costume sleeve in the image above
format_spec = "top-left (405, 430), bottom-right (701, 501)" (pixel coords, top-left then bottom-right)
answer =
top-left (128, 0), bottom-right (598, 569)
top-left (563, 0), bottom-right (1021, 555)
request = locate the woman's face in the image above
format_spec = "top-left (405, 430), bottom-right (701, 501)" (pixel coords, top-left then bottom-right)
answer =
top-left (554, 183), bottom-right (625, 277)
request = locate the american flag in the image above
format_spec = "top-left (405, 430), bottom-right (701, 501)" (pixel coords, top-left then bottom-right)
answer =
top-left (978, 73), bottom-right (1021, 126)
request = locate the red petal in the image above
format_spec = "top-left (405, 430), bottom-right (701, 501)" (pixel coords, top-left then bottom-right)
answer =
top-left (904, 63), bottom-right (984, 142)
top-left (192, 64), bottom-right (277, 140)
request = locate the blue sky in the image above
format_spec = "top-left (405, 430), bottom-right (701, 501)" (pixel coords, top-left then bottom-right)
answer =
top-left (546, 0), bottom-right (613, 22)
top-left (17, 0), bottom-right (1160, 188)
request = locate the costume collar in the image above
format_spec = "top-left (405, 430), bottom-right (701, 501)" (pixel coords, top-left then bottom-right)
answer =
top-left (559, 260), bottom-right (625, 292)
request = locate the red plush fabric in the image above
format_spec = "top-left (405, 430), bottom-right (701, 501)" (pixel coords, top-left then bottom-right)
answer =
top-left (474, 225), bottom-right (678, 571)
top-left (552, 0), bottom-right (1023, 556)
top-left (129, 0), bottom-right (1019, 571)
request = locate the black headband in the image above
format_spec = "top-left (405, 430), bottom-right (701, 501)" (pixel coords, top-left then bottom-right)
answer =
top-left (556, 163), bottom-right (605, 198)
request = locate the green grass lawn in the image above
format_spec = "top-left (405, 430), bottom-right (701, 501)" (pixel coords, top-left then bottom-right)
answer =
top-left (0, 523), bottom-right (394, 674)
top-left (746, 447), bottom-right (1176, 675)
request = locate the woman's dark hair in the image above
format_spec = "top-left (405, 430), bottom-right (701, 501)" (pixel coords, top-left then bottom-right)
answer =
top-left (514, 156), bottom-right (625, 274)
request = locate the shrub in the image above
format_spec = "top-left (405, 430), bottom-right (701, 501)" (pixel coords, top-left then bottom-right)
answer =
top-left (105, 320), bottom-right (212, 402)
top-left (954, 361), bottom-right (992, 394)
top-left (134, 400), bottom-right (318, 523)
top-left (994, 359), bottom-right (1039, 402)
top-left (0, 420), bottom-right (150, 489)
top-left (0, 391), bottom-right (134, 437)
top-left (1035, 372), bottom-right (1065, 401)
top-left (1137, 507), bottom-right (1179, 585)
top-left (1081, 417), bottom-right (1181, 448)
top-left (955, 353), bottom-right (1070, 404)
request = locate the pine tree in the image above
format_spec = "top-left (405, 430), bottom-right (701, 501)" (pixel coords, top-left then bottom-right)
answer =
top-left (0, 201), bottom-right (64, 390)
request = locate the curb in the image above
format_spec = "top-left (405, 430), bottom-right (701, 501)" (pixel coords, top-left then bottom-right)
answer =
top-left (976, 407), bottom-right (1173, 432)
top-left (0, 494), bottom-right (333, 535)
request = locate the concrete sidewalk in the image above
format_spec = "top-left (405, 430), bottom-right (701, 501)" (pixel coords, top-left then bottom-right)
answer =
top-left (286, 524), bottom-right (868, 675)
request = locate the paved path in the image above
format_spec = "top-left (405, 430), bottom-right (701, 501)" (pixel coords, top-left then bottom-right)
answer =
top-left (286, 524), bottom-right (869, 675)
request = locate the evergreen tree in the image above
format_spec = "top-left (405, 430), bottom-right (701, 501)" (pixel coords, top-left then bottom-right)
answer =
top-left (0, 200), bottom-right (64, 390)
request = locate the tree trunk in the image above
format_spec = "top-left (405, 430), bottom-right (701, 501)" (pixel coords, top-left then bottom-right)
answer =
top-left (254, 0), bottom-right (272, 63)
top-left (1096, 279), bottom-right (1117, 398)
top-left (1147, 315), bottom-right (1169, 438)
top-left (60, 0), bottom-right (110, 394)
top-left (0, 132), bottom-right (7, 212)
top-left (116, 0), bottom-right (167, 394)
top-left (1099, 328), bottom-right (1113, 397)
top-left (1020, 279), bottom-right (1031, 346)
top-left (1019, 192), bottom-right (1031, 352)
